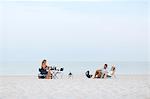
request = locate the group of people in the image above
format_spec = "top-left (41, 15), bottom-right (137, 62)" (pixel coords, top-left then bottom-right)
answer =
top-left (38, 59), bottom-right (116, 79)
top-left (38, 59), bottom-right (65, 79)
top-left (93, 64), bottom-right (116, 79)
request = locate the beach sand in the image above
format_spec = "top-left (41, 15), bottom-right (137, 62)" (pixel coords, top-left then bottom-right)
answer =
top-left (0, 75), bottom-right (149, 99)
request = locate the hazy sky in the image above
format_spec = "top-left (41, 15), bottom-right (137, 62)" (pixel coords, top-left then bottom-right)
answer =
top-left (0, 0), bottom-right (149, 63)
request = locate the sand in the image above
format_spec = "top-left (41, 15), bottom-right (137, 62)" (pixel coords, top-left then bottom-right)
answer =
top-left (0, 75), bottom-right (149, 99)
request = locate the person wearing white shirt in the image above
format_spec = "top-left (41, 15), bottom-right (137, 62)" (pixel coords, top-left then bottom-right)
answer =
top-left (94, 64), bottom-right (108, 78)
top-left (101, 64), bottom-right (108, 78)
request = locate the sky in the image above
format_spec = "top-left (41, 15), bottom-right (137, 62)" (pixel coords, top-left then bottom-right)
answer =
top-left (0, 0), bottom-right (149, 75)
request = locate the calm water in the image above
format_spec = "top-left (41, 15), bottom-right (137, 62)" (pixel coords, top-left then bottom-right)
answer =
top-left (0, 61), bottom-right (149, 75)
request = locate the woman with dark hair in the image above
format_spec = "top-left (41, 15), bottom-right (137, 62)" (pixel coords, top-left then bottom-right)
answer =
top-left (101, 64), bottom-right (108, 78)
top-left (38, 59), bottom-right (52, 79)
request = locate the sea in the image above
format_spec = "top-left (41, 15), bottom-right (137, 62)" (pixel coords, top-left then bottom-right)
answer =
top-left (0, 61), bottom-right (149, 76)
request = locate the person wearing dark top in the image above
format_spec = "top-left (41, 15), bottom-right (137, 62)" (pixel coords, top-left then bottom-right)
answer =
top-left (85, 70), bottom-right (93, 78)
top-left (38, 59), bottom-right (52, 79)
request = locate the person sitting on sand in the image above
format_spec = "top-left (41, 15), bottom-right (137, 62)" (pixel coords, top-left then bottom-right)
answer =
top-left (38, 59), bottom-right (52, 79)
top-left (101, 64), bottom-right (108, 78)
top-left (94, 64), bottom-right (108, 78)
top-left (107, 65), bottom-right (116, 78)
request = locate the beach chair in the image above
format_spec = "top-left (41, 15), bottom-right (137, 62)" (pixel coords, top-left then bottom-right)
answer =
top-left (58, 68), bottom-right (64, 78)
top-left (107, 71), bottom-right (116, 78)
top-left (51, 67), bottom-right (64, 79)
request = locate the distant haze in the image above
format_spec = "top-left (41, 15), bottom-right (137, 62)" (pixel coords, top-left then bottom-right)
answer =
top-left (0, 0), bottom-right (149, 75)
